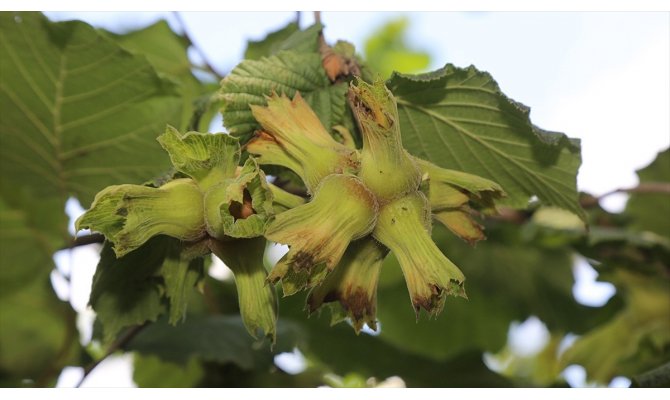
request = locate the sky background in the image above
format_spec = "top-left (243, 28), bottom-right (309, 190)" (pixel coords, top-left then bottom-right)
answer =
top-left (40, 11), bottom-right (670, 388)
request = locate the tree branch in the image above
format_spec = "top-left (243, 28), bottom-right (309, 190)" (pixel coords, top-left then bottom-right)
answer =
top-left (632, 360), bottom-right (670, 387)
top-left (172, 12), bottom-right (224, 80)
top-left (75, 323), bottom-right (148, 388)
top-left (603, 182), bottom-right (670, 196)
top-left (580, 182), bottom-right (670, 208)
top-left (65, 233), bottom-right (105, 249)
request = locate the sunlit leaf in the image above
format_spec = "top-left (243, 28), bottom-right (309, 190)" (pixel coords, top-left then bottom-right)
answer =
top-left (110, 20), bottom-right (211, 131)
top-left (244, 22), bottom-right (322, 61)
top-left (0, 12), bottom-right (181, 209)
top-left (220, 50), bottom-right (348, 141)
top-left (389, 64), bottom-right (585, 220)
top-left (364, 17), bottom-right (430, 79)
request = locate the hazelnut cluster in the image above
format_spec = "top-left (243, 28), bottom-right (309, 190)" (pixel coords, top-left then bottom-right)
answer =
top-left (78, 79), bottom-right (504, 339)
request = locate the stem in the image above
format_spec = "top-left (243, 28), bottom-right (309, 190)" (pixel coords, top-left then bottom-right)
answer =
top-left (314, 11), bottom-right (328, 53)
top-left (600, 182), bottom-right (670, 197)
top-left (75, 323), bottom-right (148, 388)
top-left (65, 233), bottom-right (105, 249)
top-left (632, 360), bottom-right (670, 388)
top-left (172, 12), bottom-right (224, 80)
top-left (581, 182), bottom-right (670, 208)
top-left (490, 182), bottom-right (670, 224)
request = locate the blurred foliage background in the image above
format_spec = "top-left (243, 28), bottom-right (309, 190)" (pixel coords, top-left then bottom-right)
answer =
top-left (0, 12), bottom-right (668, 388)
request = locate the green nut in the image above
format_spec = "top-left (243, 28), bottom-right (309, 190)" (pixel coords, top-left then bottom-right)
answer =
top-left (76, 178), bottom-right (205, 258)
top-left (265, 174), bottom-right (378, 292)
top-left (248, 93), bottom-right (359, 193)
top-left (372, 191), bottom-right (466, 317)
top-left (307, 237), bottom-right (388, 333)
top-left (349, 79), bottom-right (421, 203)
top-left (204, 157), bottom-right (274, 240)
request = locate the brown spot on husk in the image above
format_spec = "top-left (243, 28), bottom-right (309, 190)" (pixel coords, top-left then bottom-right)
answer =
top-left (292, 250), bottom-right (318, 272)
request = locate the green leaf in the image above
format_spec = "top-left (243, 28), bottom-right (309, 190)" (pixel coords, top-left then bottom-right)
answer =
top-left (490, 334), bottom-right (565, 387)
top-left (376, 259), bottom-right (511, 360)
top-left (0, 275), bottom-right (77, 381)
top-left (0, 196), bottom-right (76, 384)
top-left (626, 148), bottom-right (670, 238)
top-left (388, 64), bottom-right (585, 220)
top-left (244, 22), bottom-right (299, 60)
top-left (561, 270), bottom-right (670, 383)
top-left (279, 294), bottom-right (512, 387)
top-left (363, 17), bottom-right (430, 79)
top-left (111, 20), bottom-right (214, 131)
top-left (0, 12), bottom-right (181, 209)
top-left (127, 315), bottom-right (302, 369)
top-left (244, 22), bottom-right (323, 60)
top-left (162, 251), bottom-right (205, 325)
top-left (90, 236), bottom-right (207, 338)
top-left (375, 224), bottom-right (618, 361)
top-left (90, 239), bottom-right (167, 339)
top-left (220, 50), bottom-right (348, 141)
top-left (112, 20), bottom-right (193, 80)
top-left (0, 196), bottom-right (63, 297)
top-left (133, 353), bottom-right (204, 388)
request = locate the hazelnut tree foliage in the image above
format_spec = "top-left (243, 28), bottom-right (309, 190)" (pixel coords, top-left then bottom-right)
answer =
top-left (1, 12), bottom-right (669, 388)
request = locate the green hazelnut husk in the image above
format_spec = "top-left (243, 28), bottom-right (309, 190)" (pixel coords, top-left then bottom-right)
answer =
top-left (76, 178), bottom-right (205, 258)
top-left (373, 191), bottom-right (466, 317)
top-left (204, 157), bottom-right (274, 240)
top-left (307, 237), bottom-right (388, 333)
top-left (157, 125), bottom-right (240, 191)
top-left (249, 93), bottom-right (359, 192)
top-left (209, 237), bottom-right (277, 343)
top-left (265, 174), bottom-right (378, 292)
top-left (416, 157), bottom-right (505, 243)
top-left (349, 78), bottom-right (421, 203)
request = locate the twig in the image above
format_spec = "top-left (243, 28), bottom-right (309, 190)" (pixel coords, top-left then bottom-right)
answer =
top-left (632, 360), bottom-right (670, 387)
top-left (580, 182), bottom-right (670, 208)
top-left (65, 233), bottom-right (105, 249)
top-left (172, 12), bottom-right (224, 80)
top-left (601, 182), bottom-right (670, 197)
top-left (488, 182), bottom-right (670, 225)
top-left (75, 323), bottom-right (148, 388)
